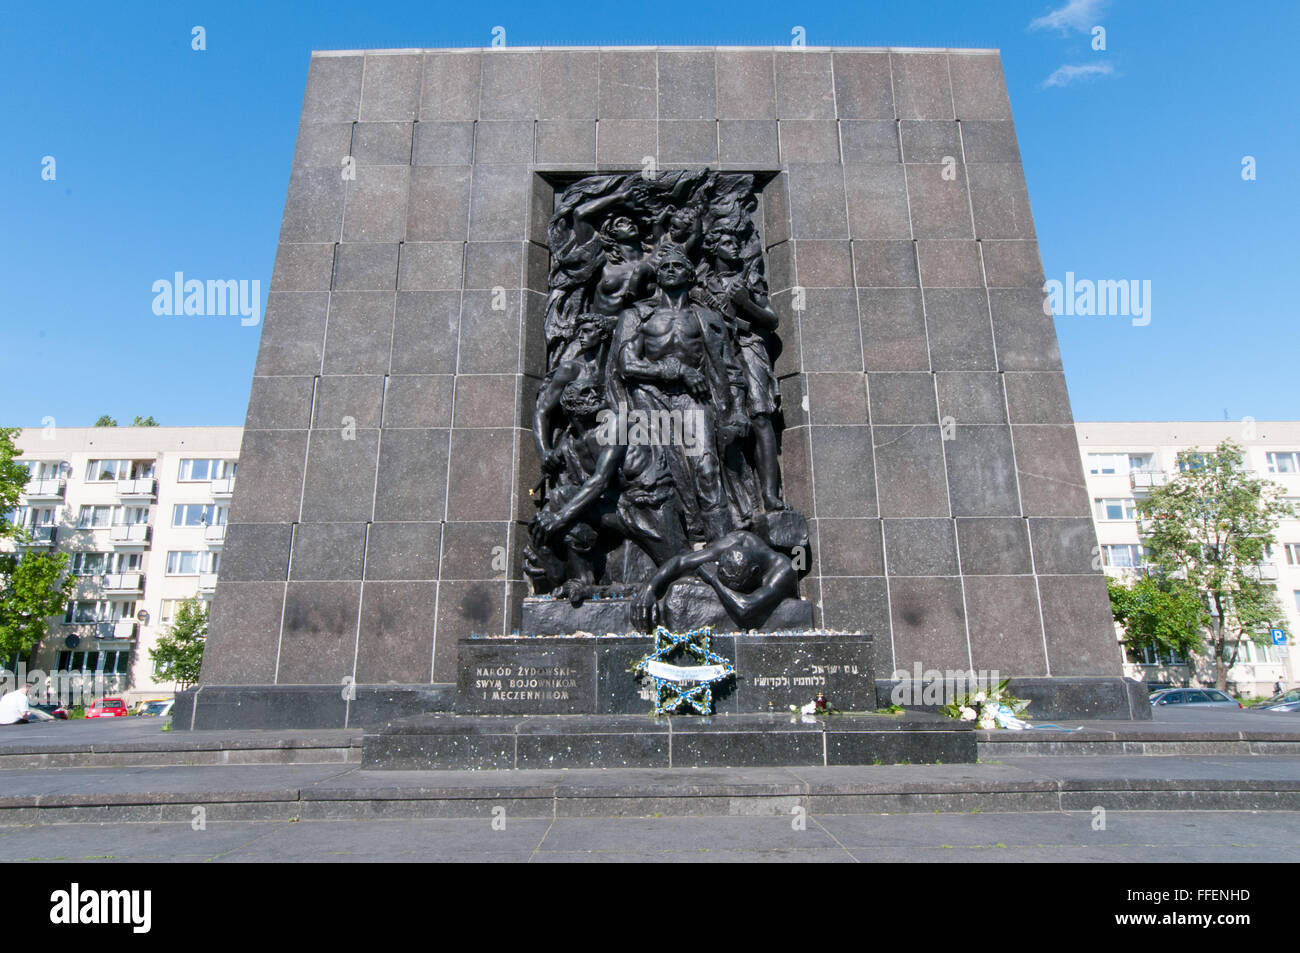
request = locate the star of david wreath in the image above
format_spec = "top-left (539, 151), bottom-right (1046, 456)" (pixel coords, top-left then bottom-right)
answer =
top-left (632, 626), bottom-right (735, 715)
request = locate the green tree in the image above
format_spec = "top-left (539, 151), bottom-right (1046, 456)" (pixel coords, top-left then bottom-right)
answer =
top-left (0, 428), bottom-right (74, 666)
top-left (1134, 440), bottom-right (1289, 689)
top-left (93, 415), bottom-right (117, 427)
top-left (131, 416), bottom-right (159, 427)
top-left (149, 599), bottom-right (207, 690)
top-left (1107, 573), bottom-right (1210, 664)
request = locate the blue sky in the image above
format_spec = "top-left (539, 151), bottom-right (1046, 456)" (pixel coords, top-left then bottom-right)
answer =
top-left (2, 0), bottom-right (1296, 427)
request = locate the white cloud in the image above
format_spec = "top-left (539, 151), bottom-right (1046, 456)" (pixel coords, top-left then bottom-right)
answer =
top-left (1042, 62), bottom-right (1116, 87)
top-left (1030, 0), bottom-right (1108, 34)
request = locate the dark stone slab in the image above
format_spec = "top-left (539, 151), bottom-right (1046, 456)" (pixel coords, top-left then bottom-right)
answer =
top-left (671, 722), bottom-right (825, 767)
top-left (963, 575), bottom-right (1048, 675)
top-left (1007, 677), bottom-right (1151, 721)
top-left (174, 684), bottom-right (453, 731)
top-left (219, 523), bottom-right (293, 582)
top-left (872, 425), bottom-right (948, 517)
top-left (872, 676), bottom-right (1150, 721)
top-left (515, 728), bottom-right (670, 770)
top-left (826, 728), bottom-right (976, 765)
top-left (456, 641), bottom-right (597, 715)
top-left (361, 711), bottom-right (969, 769)
top-left (734, 634), bottom-right (875, 712)
top-left (356, 581), bottom-right (438, 682)
top-left (717, 50), bottom-right (776, 119)
top-left (521, 596), bottom-right (636, 637)
top-left (955, 517), bottom-right (1032, 575)
top-left (883, 518), bottom-right (958, 576)
top-left (459, 632), bottom-right (871, 715)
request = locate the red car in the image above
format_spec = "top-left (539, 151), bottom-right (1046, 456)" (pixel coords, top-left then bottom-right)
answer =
top-left (85, 697), bottom-right (130, 718)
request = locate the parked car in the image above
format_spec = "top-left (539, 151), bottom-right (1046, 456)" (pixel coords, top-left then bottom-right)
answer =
top-left (1259, 700), bottom-right (1300, 713)
top-left (1249, 688), bottom-right (1300, 709)
top-left (30, 703), bottom-right (68, 720)
top-left (135, 700), bottom-right (173, 718)
top-left (1150, 688), bottom-right (1242, 709)
top-left (84, 697), bottom-right (130, 718)
top-left (132, 697), bottom-right (170, 716)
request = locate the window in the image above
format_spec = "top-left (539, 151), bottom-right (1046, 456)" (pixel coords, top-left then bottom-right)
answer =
top-left (114, 505), bottom-right (150, 527)
top-left (1178, 452), bottom-right (1208, 472)
top-left (1103, 544), bottom-right (1145, 568)
top-left (111, 553), bottom-right (142, 573)
top-left (85, 459), bottom-right (131, 481)
top-left (1127, 645), bottom-right (1186, 666)
top-left (21, 460), bottom-right (66, 481)
top-left (1295, 591), bottom-right (1300, 614)
top-left (1087, 453), bottom-right (1128, 476)
top-left (166, 551), bottom-right (220, 575)
top-left (172, 503), bottom-right (228, 527)
top-left (1087, 453), bottom-right (1154, 476)
top-left (1235, 641), bottom-right (1278, 665)
top-left (1284, 499), bottom-right (1300, 518)
top-left (77, 505), bottom-right (114, 528)
top-left (1095, 498), bottom-right (1138, 521)
top-left (1285, 544), bottom-right (1300, 566)
top-left (70, 553), bottom-right (109, 575)
top-left (179, 458), bottom-right (237, 482)
top-left (1268, 452), bottom-right (1300, 474)
top-left (55, 650), bottom-right (130, 674)
top-left (15, 506), bottom-right (58, 529)
top-left (63, 601), bottom-right (136, 623)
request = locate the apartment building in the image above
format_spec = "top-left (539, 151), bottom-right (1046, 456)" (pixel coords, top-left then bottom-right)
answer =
top-left (1078, 421), bottom-right (1300, 696)
top-left (6, 427), bottom-right (241, 704)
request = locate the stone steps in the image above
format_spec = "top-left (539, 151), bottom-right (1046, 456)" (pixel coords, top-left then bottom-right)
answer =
top-left (3, 758), bottom-right (1300, 823)
top-left (363, 712), bottom-right (976, 769)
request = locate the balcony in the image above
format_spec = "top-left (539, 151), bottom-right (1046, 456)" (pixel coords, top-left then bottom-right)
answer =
top-left (23, 478), bottom-right (65, 500)
top-left (18, 526), bottom-right (56, 547)
top-left (1130, 470), bottom-right (1168, 491)
top-left (109, 523), bottom-right (150, 546)
top-left (197, 572), bottom-right (218, 592)
top-left (68, 620), bottom-right (138, 642)
top-left (116, 477), bottom-right (156, 499)
top-left (101, 572), bottom-right (144, 593)
top-left (210, 476), bottom-right (236, 498)
top-left (204, 523), bottom-right (226, 545)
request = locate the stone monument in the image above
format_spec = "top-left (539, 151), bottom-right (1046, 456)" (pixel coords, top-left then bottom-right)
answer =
top-left (176, 45), bottom-right (1146, 731)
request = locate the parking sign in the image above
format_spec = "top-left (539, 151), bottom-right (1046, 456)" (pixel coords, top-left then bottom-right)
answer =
top-left (1271, 628), bottom-right (1287, 645)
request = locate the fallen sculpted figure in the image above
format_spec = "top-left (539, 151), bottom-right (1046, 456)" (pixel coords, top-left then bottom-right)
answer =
top-left (631, 531), bottom-right (798, 632)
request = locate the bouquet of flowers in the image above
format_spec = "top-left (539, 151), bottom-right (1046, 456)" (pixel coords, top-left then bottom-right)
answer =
top-left (940, 679), bottom-right (1029, 730)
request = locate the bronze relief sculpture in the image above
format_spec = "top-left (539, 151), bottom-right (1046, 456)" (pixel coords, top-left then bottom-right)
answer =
top-left (527, 170), bottom-right (807, 629)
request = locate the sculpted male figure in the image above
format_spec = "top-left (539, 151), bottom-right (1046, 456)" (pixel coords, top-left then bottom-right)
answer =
top-left (533, 313), bottom-right (613, 477)
top-left (631, 531), bottom-right (798, 631)
top-left (612, 247), bottom-right (746, 545)
top-left (524, 379), bottom-right (626, 603)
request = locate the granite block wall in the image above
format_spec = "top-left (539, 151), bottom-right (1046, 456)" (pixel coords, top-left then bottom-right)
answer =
top-left (201, 46), bottom-right (1120, 691)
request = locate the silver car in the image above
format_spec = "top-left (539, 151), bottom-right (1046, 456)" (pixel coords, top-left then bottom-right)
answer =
top-left (1150, 688), bottom-right (1242, 709)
